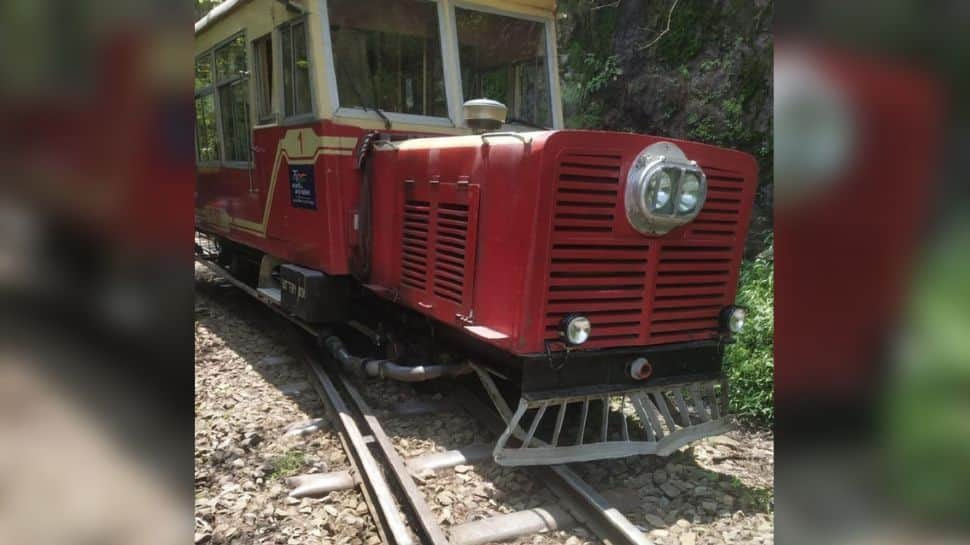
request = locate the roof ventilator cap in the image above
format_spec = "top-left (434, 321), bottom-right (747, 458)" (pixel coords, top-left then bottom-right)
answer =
top-left (463, 98), bottom-right (507, 133)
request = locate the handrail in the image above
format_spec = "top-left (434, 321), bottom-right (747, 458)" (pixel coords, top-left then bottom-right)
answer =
top-left (481, 132), bottom-right (533, 145)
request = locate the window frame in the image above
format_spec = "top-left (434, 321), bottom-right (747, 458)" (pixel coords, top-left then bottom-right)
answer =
top-left (195, 93), bottom-right (221, 164)
top-left (194, 31), bottom-right (253, 169)
top-left (195, 51), bottom-right (221, 167)
top-left (449, 1), bottom-right (562, 129)
top-left (318, 0), bottom-right (563, 129)
top-left (215, 32), bottom-right (252, 167)
top-left (194, 0), bottom-right (565, 142)
top-left (278, 16), bottom-right (318, 126)
top-left (252, 32), bottom-right (276, 125)
top-left (319, 0), bottom-right (458, 127)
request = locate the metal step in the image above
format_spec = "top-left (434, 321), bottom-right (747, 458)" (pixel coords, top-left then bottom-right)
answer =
top-left (257, 287), bottom-right (281, 304)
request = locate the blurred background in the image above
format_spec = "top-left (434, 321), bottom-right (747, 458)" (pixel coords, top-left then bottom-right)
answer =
top-left (774, 0), bottom-right (970, 543)
top-left (0, 1), bottom-right (194, 543)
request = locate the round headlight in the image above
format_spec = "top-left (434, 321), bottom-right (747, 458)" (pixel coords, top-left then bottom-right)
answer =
top-left (625, 142), bottom-right (707, 235)
top-left (722, 307), bottom-right (746, 334)
top-left (678, 172), bottom-right (703, 214)
top-left (648, 170), bottom-right (674, 211)
top-left (561, 315), bottom-right (591, 345)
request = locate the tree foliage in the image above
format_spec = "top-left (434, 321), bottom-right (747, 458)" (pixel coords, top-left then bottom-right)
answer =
top-left (196, 0), bottom-right (224, 20)
top-left (724, 235), bottom-right (774, 424)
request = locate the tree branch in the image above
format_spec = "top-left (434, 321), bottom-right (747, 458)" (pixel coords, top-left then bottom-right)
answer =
top-left (591, 0), bottom-right (622, 10)
top-left (637, 0), bottom-right (681, 51)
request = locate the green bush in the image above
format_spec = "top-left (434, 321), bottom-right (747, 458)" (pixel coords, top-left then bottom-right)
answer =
top-left (885, 224), bottom-right (970, 525)
top-left (724, 237), bottom-right (774, 424)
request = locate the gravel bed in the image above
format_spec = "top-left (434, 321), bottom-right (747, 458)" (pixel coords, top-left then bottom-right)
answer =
top-left (194, 265), bottom-right (773, 545)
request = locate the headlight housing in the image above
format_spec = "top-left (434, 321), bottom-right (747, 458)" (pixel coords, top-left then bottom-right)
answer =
top-left (560, 315), bottom-right (591, 345)
top-left (625, 142), bottom-right (707, 235)
top-left (720, 306), bottom-right (747, 335)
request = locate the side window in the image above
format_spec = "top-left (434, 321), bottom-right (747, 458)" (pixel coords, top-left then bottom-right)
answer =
top-left (280, 20), bottom-right (313, 118)
top-left (194, 54), bottom-right (219, 162)
top-left (253, 34), bottom-right (274, 123)
top-left (455, 9), bottom-right (552, 128)
top-left (328, 0), bottom-right (447, 117)
top-left (215, 34), bottom-right (251, 162)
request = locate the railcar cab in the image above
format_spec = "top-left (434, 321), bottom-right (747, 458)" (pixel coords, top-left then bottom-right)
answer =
top-left (195, 0), bottom-right (564, 277)
top-left (194, 0), bottom-right (562, 148)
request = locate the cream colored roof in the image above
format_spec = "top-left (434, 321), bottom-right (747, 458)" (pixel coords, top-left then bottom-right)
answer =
top-left (196, 0), bottom-right (557, 36)
top-left (195, 0), bottom-right (251, 35)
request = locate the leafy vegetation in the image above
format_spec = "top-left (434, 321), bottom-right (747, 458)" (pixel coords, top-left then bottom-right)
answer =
top-left (561, 52), bottom-right (621, 128)
top-left (268, 450), bottom-right (305, 479)
top-left (556, 0), bottom-right (622, 128)
top-left (729, 478), bottom-right (775, 512)
top-left (724, 235), bottom-right (774, 424)
top-left (886, 224), bottom-right (970, 526)
top-left (652, 0), bottom-right (718, 66)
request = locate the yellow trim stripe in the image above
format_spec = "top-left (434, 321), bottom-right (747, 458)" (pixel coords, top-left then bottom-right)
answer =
top-left (202, 128), bottom-right (357, 238)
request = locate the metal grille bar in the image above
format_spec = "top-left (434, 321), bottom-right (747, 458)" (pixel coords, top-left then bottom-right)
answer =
top-left (473, 366), bottom-right (732, 467)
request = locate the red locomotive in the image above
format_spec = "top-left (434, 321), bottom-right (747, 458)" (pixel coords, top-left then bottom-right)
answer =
top-left (195, 0), bottom-right (758, 465)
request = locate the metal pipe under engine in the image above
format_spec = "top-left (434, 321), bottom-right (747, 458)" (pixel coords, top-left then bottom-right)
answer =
top-left (322, 335), bottom-right (472, 382)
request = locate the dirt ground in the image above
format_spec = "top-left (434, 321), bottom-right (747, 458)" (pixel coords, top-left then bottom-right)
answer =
top-left (194, 266), bottom-right (774, 545)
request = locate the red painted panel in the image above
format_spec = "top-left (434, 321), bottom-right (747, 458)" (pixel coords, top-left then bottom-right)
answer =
top-left (197, 123), bottom-right (758, 358)
top-left (394, 180), bottom-right (481, 322)
top-left (196, 120), bottom-right (374, 273)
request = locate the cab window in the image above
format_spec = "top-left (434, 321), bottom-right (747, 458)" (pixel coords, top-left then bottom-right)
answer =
top-left (194, 33), bottom-right (252, 165)
top-left (252, 34), bottom-right (274, 123)
top-left (214, 34), bottom-right (251, 162)
top-left (280, 19), bottom-right (313, 118)
top-left (194, 54), bottom-right (219, 162)
top-left (328, 0), bottom-right (447, 118)
top-left (455, 8), bottom-right (552, 128)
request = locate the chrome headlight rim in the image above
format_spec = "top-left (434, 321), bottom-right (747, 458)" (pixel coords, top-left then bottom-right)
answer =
top-left (560, 314), bottom-right (592, 345)
top-left (720, 305), bottom-right (747, 336)
top-left (625, 142), bottom-right (707, 236)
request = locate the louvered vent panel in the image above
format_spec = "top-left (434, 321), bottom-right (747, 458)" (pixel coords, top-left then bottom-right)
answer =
top-left (398, 182), bottom-right (480, 316)
top-left (687, 171), bottom-right (745, 240)
top-left (544, 152), bottom-right (648, 348)
top-left (544, 241), bottom-right (650, 348)
top-left (433, 203), bottom-right (469, 304)
top-left (552, 152), bottom-right (622, 234)
top-left (401, 200), bottom-right (430, 291)
top-left (541, 152), bottom-right (749, 349)
top-left (648, 243), bottom-right (733, 343)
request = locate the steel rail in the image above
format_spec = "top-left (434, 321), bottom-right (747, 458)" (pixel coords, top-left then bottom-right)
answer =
top-left (304, 353), bottom-right (415, 545)
top-left (457, 387), bottom-right (654, 545)
top-left (199, 254), bottom-right (649, 545)
top-left (201, 254), bottom-right (452, 544)
top-left (338, 374), bottom-right (452, 545)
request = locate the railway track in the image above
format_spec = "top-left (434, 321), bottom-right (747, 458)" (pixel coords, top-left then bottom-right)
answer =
top-left (197, 257), bottom-right (656, 545)
top-left (300, 347), bottom-right (654, 545)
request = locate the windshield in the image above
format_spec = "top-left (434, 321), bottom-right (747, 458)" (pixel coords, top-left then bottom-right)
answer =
top-left (455, 8), bottom-right (552, 128)
top-left (328, 0), bottom-right (448, 117)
